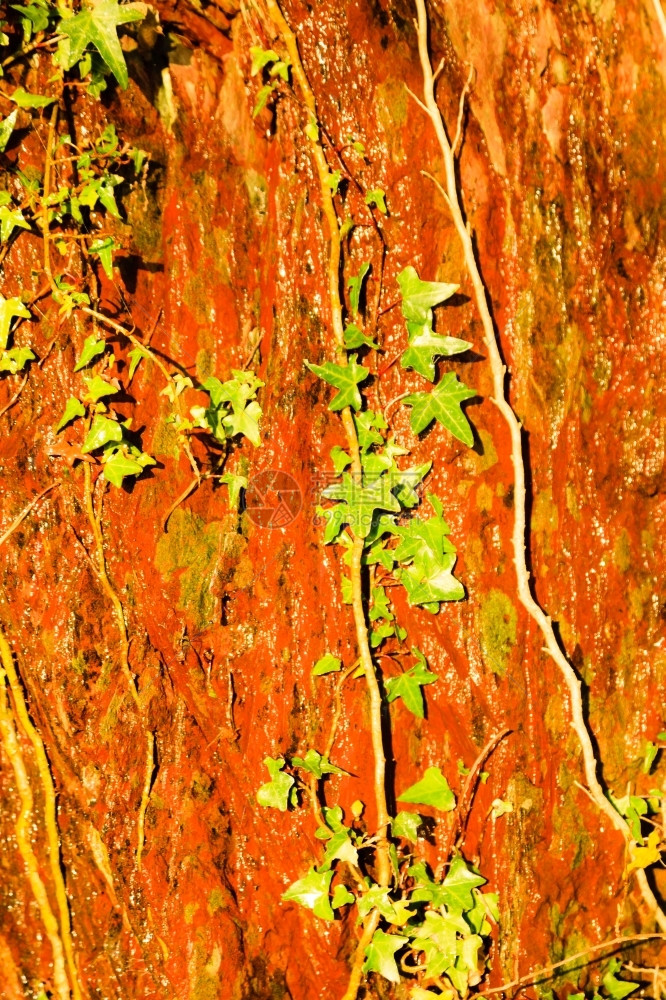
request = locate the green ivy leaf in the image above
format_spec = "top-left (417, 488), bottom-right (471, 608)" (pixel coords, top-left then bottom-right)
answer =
top-left (348, 262), bottom-right (370, 316)
top-left (256, 756), bottom-right (294, 812)
top-left (0, 109), bottom-right (18, 152)
top-left (410, 909), bottom-right (468, 972)
top-left (89, 236), bottom-right (119, 279)
top-left (10, 86), bottom-right (56, 108)
top-left (127, 345), bottom-right (149, 379)
top-left (81, 414), bottom-right (123, 453)
top-left (312, 654), bottom-right (342, 677)
top-left (391, 810), bottom-right (421, 842)
top-left (282, 867), bottom-right (334, 921)
top-left (250, 45), bottom-right (280, 75)
top-left (0, 346), bottom-right (35, 373)
top-left (305, 355), bottom-right (369, 412)
top-left (84, 374), bottom-right (118, 401)
top-left (330, 445), bottom-right (351, 474)
top-left (398, 766), bottom-right (455, 811)
top-left (222, 398), bottom-right (262, 446)
top-left (602, 959), bottom-right (639, 1000)
top-left (291, 749), bottom-right (347, 778)
top-left (365, 188), bottom-right (387, 215)
top-left (393, 495), bottom-right (463, 608)
top-left (357, 885), bottom-right (413, 925)
top-left (331, 883), bottom-right (355, 909)
top-left (218, 472), bottom-right (247, 508)
top-left (363, 929), bottom-right (408, 984)
top-left (0, 199), bottom-right (30, 243)
top-left (354, 409), bottom-right (387, 451)
top-left (385, 658), bottom-right (438, 718)
top-left (0, 294), bottom-right (30, 352)
top-left (397, 265), bottom-right (459, 323)
top-left (60, 0), bottom-right (147, 89)
top-left (74, 334), bottom-right (106, 371)
top-left (411, 855), bottom-right (486, 914)
top-left (401, 319), bottom-right (471, 382)
top-left (102, 445), bottom-right (154, 487)
top-left (55, 396), bottom-right (86, 432)
top-left (369, 585), bottom-right (393, 622)
top-left (403, 372), bottom-right (475, 445)
top-left (343, 323), bottom-right (379, 350)
top-left (322, 470), bottom-right (401, 539)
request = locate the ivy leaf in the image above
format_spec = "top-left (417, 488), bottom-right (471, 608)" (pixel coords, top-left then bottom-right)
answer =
top-left (322, 470), bottom-right (401, 538)
top-left (0, 346), bottom-right (35, 373)
top-left (398, 766), bottom-right (455, 812)
top-left (401, 319), bottom-right (471, 382)
top-left (343, 323), bottom-right (379, 350)
top-left (385, 659), bottom-right (438, 718)
top-left (89, 236), bottom-right (119, 279)
top-left (0, 109), bottom-right (18, 152)
top-left (218, 472), bottom-right (247, 507)
top-left (81, 414), bottom-right (123, 453)
top-left (84, 374), bottom-right (119, 402)
top-left (10, 87), bottom-right (56, 108)
top-left (305, 355), bottom-right (369, 411)
top-left (102, 445), bottom-right (154, 487)
top-left (55, 396), bottom-right (86, 432)
top-left (331, 883), bottom-right (355, 909)
top-left (0, 202), bottom-right (30, 243)
top-left (393, 495), bottom-right (464, 608)
top-left (348, 262), bottom-right (370, 316)
top-left (60, 0), bottom-right (147, 89)
top-left (397, 265), bottom-right (459, 323)
top-left (365, 188), bottom-right (387, 215)
top-left (127, 345), bottom-right (149, 379)
top-left (403, 372), bottom-right (475, 445)
top-left (312, 654), bottom-right (342, 677)
top-left (370, 623), bottom-right (395, 647)
top-left (330, 445), bottom-right (351, 474)
top-left (431, 855), bottom-right (486, 914)
top-left (627, 829), bottom-right (662, 873)
top-left (602, 960), bottom-right (639, 1000)
top-left (222, 398), bottom-right (262, 446)
top-left (391, 810), bottom-right (421, 842)
top-left (410, 910), bottom-right (468, 971)
top-left (363, 929), bottom-right (408, 984)
top-left (250, 46), bottom-right (280, 75)
top-left (74, 334), bottom-right (106, 371)
top-left (291, 748), bottom-right (347, 778)
top-left (282, 867), bottom-right (334, 921)
top-left (369, 585), bottom-right (393, 622)
top-left (354, 409), bottom-right (387, 451)
top-left (0, 295), bottom-right (30, 352)
top-left (256, 756), bottom-right (294, 812)
top-left (357, 885), bottom-right (413, 925)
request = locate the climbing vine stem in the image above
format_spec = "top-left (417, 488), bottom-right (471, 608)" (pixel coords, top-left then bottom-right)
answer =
top-left (264, 0), bottom-right (392, 891)
top-left (412, 0), bottom-right (666, 932)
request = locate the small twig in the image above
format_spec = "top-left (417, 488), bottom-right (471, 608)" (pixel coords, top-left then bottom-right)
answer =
top-left (405, 83), bottom-right (428, 114)
top-left (413, 0), bottom-right (666, 931)
top-left (436, 728), bottom-right (511, 878)
top-left (163, 474), bottom-right (205, 532)
top-left (324, 658), bottom-right (360, 759)
top-left (452, 64), bottom-right (474, 155)
top-left (0, 629), bottom-right (82, 1000)
top-left (42, 101), bottom-right (60, 291)
top-left (383, 391), bottom-right (410, 424)
top-left (483, 933), bottom-right (666, 996)
top-left (242, 331), bottom-right (262, 370)
top-left (0, 373), bottom-right (28, 420)
top-left (0, 482), bottom-right (60, 548)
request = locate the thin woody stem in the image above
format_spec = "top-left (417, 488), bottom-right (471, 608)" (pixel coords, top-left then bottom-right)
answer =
top-left (264, 0), bottom-right (391, 895)
top-left (413, 0), bottom-right (666, 932)
top-left (83, 464), bottom-right (155, 869)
